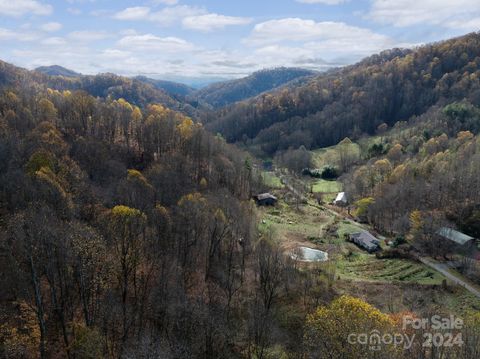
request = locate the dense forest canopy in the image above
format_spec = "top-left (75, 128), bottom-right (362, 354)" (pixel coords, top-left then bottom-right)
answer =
top-left (0, 74), bottom-right (272, 357)
top-left (3, 62), bottom-right (371, 359)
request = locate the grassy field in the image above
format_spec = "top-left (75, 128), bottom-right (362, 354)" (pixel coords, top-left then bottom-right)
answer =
top-left (311, 142), bottom-right (361, 169)
top-left (312, 179), bottom-right (342, 193)
top-left (336, 254), bottom-right (445, 285)
top-left (258, 194), bottom-right (447, 288)
top-left (258, 200), bottom-right (334, 249)
top-left (336, 220), bottom-right (365, 238)
top-left (262, 171), bottom-right (283, 188)
top-left (335, 278), bottom-right (480, 316)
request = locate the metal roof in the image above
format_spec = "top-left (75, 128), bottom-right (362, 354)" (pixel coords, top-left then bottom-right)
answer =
top-left (437, 227), bottom-right (475, 245)
top-left (256, 193), bottom-right (277, 201)
top-left (350, 231), bottom-right (380, 249)
top-left (334, 192), bottom-right (347, 203)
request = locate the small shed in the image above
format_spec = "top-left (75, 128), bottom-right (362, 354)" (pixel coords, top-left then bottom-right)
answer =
top-left (349, 231), bottom-right (380, 252)
top-left (254, 193), bottom-right (278, 206)
top-left (334, 192), bottom-right (348, 206)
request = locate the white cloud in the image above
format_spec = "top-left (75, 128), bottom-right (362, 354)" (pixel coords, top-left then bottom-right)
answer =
top-left (113, 6), bottom-right (150, 21)
top-left (119, 29), bottom-right (139, 36)
top-left (151, 0), bottom-right (179, 5)
top-left (182, 14), bottom-right (252, 32)
top-left (67, 7), bottom-right (82, 15)
top-left (41, 37), bottom-right (66, 46)
top-left (246, 18), bottom-right (392, 47)
top-left (368, 0), bottom-right (480, 29)
top-left (67, 30), bottom-right (110, 42)
top-left (296, 0), bottom-right (347, 4)
top-left (117, 33), bottom-right (196, 52)
top-left (89, 9), bottom-right (110, 17)
top-left (113, 5), bottom-right (249, 30)
top-left (112, 5), bottom-right (206, 25)
top-left (40, 22), bottom-right (62, 32)
top-left (242, 18), bottom-right (416, 66)
top-left (150, 5), bottom-right (206, 26)
top-left (101, 48), bottom-right (131, 59)
top-left (253, 44), bottom-right (338, 69)
top-left (254, 44), bottom-right (315, 61)
top-left (0, 0), bottom-right (52, 17)
top-left (0, 27), bottom-right (38, 41)
top-left (446, 17), bottom-right (480, 31)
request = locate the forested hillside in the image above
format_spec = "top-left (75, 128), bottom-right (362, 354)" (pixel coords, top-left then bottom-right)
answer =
top-left (194, 67), bottom-right (315, 108)
top-left (206, 33), bottom-right (480, 155)
top-left (0, 60), bottom-right (201, 117)
top-left (1, 65), bottom-right (383, 359)
top-left (0, 76), bottom-right (262, 357)
top-left (341, 103), bottom-right (480, 257)
top-left (135, 76), bottom-right (195, 98)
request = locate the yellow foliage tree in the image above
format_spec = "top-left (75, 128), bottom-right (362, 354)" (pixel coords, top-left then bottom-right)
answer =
top-left (387, 143), bottom-right (403, 163)
top-left (117, 98), bottom-right (133, 112)
top-left (409, 210), bottom-right (423, 236)
top-left (304, 295), bottom-right (394, 359)
top-left (178, 192), bottom-right (206, 206)
top-left (457, 130), bottom-right (474, 143)
top-left (176, 118), bottom-right (194, 141)
top-left (354, 197), bottom-right (375, 219)
top-left (131, 106), bottom-right (142, 123)
top-left (148, 104), bottom-right (168, 117)
top-left (38, 98), bottom-right (57, 122)
top-left (373, 158), bottom-right (392, 175)
top-left (389, 164), bottom-right (407, 183)
top-left (111, 205), bottom-right (145, 221)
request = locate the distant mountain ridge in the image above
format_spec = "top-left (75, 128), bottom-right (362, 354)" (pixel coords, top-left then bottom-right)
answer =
top-left (31, 65), bottom-right (318, 110)
top-left (0, 60), bottom-right (202, 117)
top-left (193, 67), bottom-right (316, 108)
top-left (35, 65), bottom-right (81, 78)
top-left (135, 76), bottom-right (196, 97)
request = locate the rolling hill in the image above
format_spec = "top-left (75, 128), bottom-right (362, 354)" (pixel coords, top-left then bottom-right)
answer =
top-left (135, 76), bottom-right (195, 98)
top-left (0, 60), bottom-right (201, 117)
top-left (35, 65), bottom-right (81, 78)
top-left (194, 67), bottom-right (316, 108)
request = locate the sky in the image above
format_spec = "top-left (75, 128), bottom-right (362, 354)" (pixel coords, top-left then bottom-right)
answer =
top-left (1, 0), bottom-right (480, 83)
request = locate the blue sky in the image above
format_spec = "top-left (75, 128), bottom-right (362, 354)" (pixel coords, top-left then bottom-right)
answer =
top-left (1, 0), bottom-right (479, 82)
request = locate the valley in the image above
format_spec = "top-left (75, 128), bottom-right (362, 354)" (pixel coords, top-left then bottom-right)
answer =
top-left (256, 165), bottom-right (480, 311)
top-left (2, 22), bottom-right (480, 358)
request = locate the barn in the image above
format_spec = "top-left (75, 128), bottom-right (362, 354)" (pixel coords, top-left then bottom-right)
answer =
top-left (349, 231), bottom-right (381, 252)
top-left (437, 227), bottom-right (475, 246)
top-left (334, 192), bottom-right (348, 206)
top-left (253, 193), bottom-right (278, 206)
top-left (437, 227), bottom-right (477, 257)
